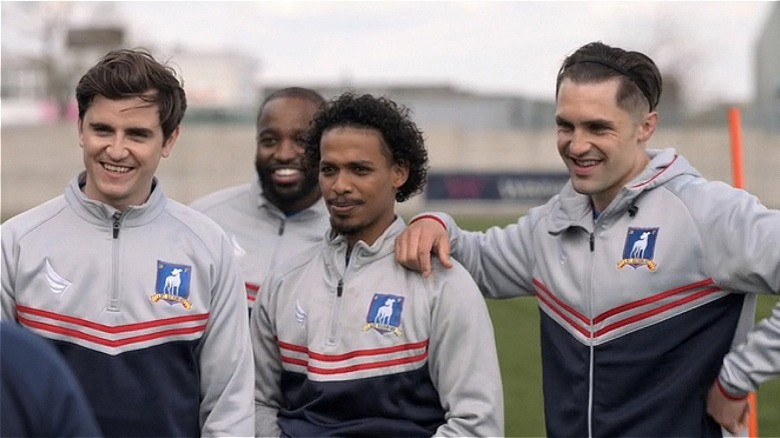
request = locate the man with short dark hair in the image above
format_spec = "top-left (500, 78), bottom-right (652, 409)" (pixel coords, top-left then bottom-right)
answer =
top-left (1, 48), bottom-right (253, 437)
top-left (192, 87), bottom-right (330, 311)
top-left (395, 41), bottom-right (780, 436)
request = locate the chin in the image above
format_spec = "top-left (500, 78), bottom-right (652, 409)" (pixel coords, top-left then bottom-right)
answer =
top-left (330, 220), bottom-right (361, 236)
top-left (570, 180), bottom-right (597, 196)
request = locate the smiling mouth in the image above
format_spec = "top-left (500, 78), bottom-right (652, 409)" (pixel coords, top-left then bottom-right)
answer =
top-left (103, 163), bottom-right (132, 173)
top-left (572, 158), bottom-right (599, 168)
top-left (274, 168), bottom-right (301, 177)
top-left (270, 168), bottom-right (302, 184)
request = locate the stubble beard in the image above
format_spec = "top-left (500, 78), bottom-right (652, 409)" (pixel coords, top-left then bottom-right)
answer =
top-left (256, 159), bottom-right (319, 207)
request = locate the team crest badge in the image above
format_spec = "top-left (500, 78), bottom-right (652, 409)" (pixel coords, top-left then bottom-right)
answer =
top-left (363, 294), bottom-right (404, 336)
top-left (617, 227), bottom-right (659, 271)
top-left (151, 261), bottom-right (193, 308)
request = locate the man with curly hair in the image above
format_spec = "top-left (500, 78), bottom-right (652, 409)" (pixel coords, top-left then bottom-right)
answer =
top-left (251, 93), bottom-right (504, 437)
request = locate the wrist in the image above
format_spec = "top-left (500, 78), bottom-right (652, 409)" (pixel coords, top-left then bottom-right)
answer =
top-left (716, 378), bottom-right (748, 401)
top-left (410, 214), bottom-right (447, 231)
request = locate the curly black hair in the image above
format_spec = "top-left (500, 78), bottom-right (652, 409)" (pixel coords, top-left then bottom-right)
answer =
top-left (305, 93), bottom-right (428, 202)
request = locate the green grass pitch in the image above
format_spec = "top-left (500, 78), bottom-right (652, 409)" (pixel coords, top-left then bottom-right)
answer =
top-left (456, 214), bottom-right (779, 437)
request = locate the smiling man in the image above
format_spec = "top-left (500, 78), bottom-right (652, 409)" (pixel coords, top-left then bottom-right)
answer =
top-left (251, 93), bottom-right (503, 437)
top-left (395, 41), bottom-right (780, 437)
top-left (192, 87), bottom-right (330, 312)
top-left (1, 48), bottom-right (253, 437)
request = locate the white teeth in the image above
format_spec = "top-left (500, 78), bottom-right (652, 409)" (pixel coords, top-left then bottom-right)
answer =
top-left (574, 159), bottom-right (598, 167)
top-left (275, 168), bottom-right (299, 177)
top-left (104, 163), bottom-right (131, 173)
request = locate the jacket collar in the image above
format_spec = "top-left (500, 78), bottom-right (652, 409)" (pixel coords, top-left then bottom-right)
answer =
top-left (65, 171), bottom-right (166, 227)
top-left (325, 216), bottom-right (405, 264)
top-left (548, 148), bottom-right (695, 233)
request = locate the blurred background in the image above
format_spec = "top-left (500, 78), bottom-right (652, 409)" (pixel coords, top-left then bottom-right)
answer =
top-left (2, 2), bottom-right (779, 435)
top-left (1, 1), bottom-right (778, 220)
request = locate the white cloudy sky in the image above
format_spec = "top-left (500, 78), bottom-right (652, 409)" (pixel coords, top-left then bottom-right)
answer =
top-left (3, 1), bottom-right (775, 110)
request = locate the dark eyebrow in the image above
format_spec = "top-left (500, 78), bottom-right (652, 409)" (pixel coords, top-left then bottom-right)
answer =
top-left (126, 127), bottom-right (154, 137)
top-left (583, 119), bottom-right (616, 130)
top-left (554, 116), bottom-right (572, 127)
top-left (88, 122), bottom-right (114, 131)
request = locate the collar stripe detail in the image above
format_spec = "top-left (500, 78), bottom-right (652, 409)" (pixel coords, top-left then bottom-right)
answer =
top-left (282, 351), bottom-right (429, 375)
top-left (534, 279), bottom-right (589, 325)
top-left (246, 283), bottom-right (260, 303)
top-left (594, 286), bottom-right (721, 337)
top-left (19, 314), bottom-right (207, 347)
top-left (534, 277), bottom-right (725, 344)
top-left (16, 305), bottom-right (209, 354)
top-left (278, 338), bottom-right (429, 361)
top-left (593, 278), bottom-right (715, 323)
top-left (277, 339), bottom-right (429, 379)
top-left (16, 304), bottom-right (208, 332)
top-left (629, 154), bottom-right (678, 188)
top-left (534, 287), bottom-right (590, 337)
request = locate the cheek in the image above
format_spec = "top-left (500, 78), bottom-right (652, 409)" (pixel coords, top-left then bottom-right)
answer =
top-left (318, 175), bottom-right (331, 191)
top-left (556, 139), bottom-right (567, 156)
top-left (255, 150), bottom-right (267, 163)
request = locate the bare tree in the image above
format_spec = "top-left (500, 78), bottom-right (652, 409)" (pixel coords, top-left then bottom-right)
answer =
top-left (1, 2), bottom-right (123, 120)
top-left (646, 6), bottom-right (708, 116)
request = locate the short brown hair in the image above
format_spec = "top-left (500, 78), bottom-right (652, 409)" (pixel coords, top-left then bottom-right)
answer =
top-left (76, 48), bottom-right (187, 141)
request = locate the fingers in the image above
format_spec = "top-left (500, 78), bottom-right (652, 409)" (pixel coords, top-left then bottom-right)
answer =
top-left (706, 382), bottom-right (751, 436)
top-left (435, 235), bottom-right (453, 270)
top-left (396, 217), bottom-right (450, 277)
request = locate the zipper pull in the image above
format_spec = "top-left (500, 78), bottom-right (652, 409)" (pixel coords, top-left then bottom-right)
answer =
top-left (589, 232), bottom-right (594, 252)
top-left (278, 220), bottom-right (285, 236)
top-left (337, 279), bottom-right (343, 297)
top-left (112, 212), bottom-right (121, 239)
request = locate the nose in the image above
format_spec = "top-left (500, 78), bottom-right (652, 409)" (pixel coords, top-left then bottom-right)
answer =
top-left (330, 171), bottom-right (352, 194)
top-left (274, 138), bottom-right (302, 162)
top-left (567, 129), bottom-right (591, 156)
top-left (105, 136), bottom-right (130, 160)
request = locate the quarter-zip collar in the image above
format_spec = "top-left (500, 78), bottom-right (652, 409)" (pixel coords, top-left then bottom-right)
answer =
top-left (64, 171), bottom-right (166, 229)
top-left (548, 148), bottom-right (698, 234)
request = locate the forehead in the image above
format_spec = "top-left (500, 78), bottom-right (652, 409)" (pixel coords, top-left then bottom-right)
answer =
top-left (83, 95), bottom-right (161, 127)
top-left (258, 97), bottom-right (319, 127)
top-left (555, 78), bottom-right (629, 118)
top-left (320, 126), bottom-right (390, 163)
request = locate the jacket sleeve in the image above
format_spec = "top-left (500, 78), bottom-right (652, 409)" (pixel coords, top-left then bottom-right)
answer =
top-left (427, 263), bottom-right (504, 437)
top-left (687, 182), bottom-right (780, 394)
top-left (1, 224), bottom-right (18, 321)
top-left (413, 212), bottom-right (537, 299)
top-left (198, 234), bottom-right (254, 437)
top-left (251, 275), bottom-right (283, 437)
top-left (718, 303), bottom-right (780, 395)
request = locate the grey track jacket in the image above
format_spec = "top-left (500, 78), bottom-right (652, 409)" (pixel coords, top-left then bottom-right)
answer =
top-left (1, 173), bottom-right (254, 437)
top-left (191, 179), bottom-right (330, 309)
top-left (251, 217), bottom-right (504, 437)
top-left (420, 148), bottom-right (779, 437)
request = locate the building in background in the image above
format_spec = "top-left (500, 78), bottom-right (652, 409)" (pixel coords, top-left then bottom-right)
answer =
top-left (263, 83), bottom-right (556, 131)
top-left (1, 26), bottom-right (259, 126)
top-left (171, 51), bottom-right (259, 122)
top-left (752, 1), bottom-right (780, 132)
